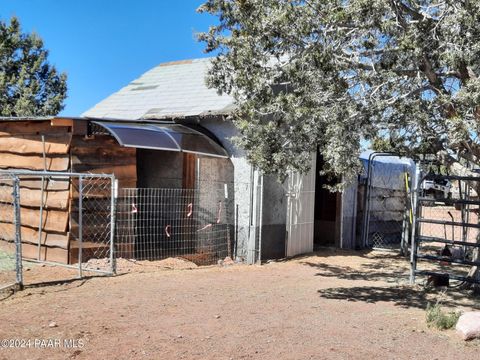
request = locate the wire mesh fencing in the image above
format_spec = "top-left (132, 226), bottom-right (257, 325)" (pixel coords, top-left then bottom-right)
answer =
top-left (116, 187), bottom-right (232, 265)
top-left (0, 171), bottom-right (116, 283)
top-left (0, 175), bottom-right (22, 291)
top-left (69, 174), bottom-right (116, 274)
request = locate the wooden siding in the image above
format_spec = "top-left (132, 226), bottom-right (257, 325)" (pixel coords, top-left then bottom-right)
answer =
top-left (69, 134), bottom-right (136, 261)
top-left (0, 121), bottom-right (71, 263)
top-left (0, 120), bottom-right (137, 264)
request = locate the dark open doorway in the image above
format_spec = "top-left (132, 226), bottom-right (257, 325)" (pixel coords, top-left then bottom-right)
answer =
top-left (314, 153), bottom-right (341, 249)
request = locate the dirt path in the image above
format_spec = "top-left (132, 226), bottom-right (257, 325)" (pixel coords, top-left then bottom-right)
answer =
top-left (0, 249), bottom-right (479, 360)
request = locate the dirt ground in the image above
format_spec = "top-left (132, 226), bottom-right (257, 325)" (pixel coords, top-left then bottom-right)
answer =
top-left (1, 249), bottom-right (480, 360)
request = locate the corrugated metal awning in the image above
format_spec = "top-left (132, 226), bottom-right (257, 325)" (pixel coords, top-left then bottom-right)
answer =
top-left (92, 121), bottom-right (229, 158)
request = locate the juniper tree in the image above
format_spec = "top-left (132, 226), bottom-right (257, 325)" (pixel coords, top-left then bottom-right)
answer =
top-left (198, 0), bottom-right (480, 178)
top-left (0, 16), bottom-right (67, 116)
top-left (198, 1), bottom-right (480, 288)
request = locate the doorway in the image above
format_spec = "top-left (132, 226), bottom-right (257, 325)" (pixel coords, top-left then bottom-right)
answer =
top-left (314, 154), bottom-right (340, 248)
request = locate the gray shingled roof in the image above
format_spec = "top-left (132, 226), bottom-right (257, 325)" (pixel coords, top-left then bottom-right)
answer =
top-left (82, 58), bottom-right (235, 120)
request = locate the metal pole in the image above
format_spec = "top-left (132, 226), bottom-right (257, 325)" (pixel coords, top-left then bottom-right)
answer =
top-left (78, 176), bottom-right (83, 278)
top-left (257, 174), bottom-right (264, 264)
top-left (37, 135), bottom-right (47, 260)
top-left (410, 164), bottom-right (421, 285)
top-left (109, 177), bottom-right (117, 274)
top-left (13, 177), bottom-right (23, 289)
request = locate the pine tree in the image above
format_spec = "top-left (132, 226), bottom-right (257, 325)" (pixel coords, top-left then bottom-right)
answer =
top-left (0, 16), bottom-right (67, 116)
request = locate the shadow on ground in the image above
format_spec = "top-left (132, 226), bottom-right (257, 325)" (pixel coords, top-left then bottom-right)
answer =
top-left (301, 250), bottom-right (480, 310)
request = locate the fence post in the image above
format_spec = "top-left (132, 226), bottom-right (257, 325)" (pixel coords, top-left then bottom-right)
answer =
top-left (110, 177), bottom-right (117, 274)
top-left (13, 177), bottom-right (23, 289)
top-left (409, 164), bottom-right (422, 285)
top-left (78, 175), bottom-right (83, 278)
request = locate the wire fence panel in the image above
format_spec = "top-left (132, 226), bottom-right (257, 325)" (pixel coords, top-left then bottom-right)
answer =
top-left (0, 170), bottom-right (115, 282)
top-left (70, 175), bottom-right (115, 274)
top-left (116, 187), bottom-right (231, 265)
top-left (0, 175), bottom-right (22, 291)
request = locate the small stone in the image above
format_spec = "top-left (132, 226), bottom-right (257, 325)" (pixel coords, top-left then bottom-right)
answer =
top-left (48, 321), bottom-right (58, 328)
top-left (177, 335), bottom-right (183, 339)
top-left (223, 257), bottom-right (235, 266)
top-left (215, 315), bottom-right (221, 319)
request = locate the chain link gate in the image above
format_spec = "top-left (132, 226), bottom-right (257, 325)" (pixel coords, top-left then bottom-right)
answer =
top-left (0, 170), bottom-right (116, 282)
top-left (361, 153), bottom-right (412, 250)
top-left (0, 174), bottom-right (23, 291)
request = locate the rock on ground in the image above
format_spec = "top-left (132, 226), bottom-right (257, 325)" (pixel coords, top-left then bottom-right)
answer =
top-left (456, 312), bottom-right (480, 340)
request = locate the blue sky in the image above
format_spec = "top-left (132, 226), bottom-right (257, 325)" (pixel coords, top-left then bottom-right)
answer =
top-left (1, 0), bottom-right (216, 116)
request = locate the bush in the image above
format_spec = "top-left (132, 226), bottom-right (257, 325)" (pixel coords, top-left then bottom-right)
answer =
top-left (426, 303), bottom-right (461, 330)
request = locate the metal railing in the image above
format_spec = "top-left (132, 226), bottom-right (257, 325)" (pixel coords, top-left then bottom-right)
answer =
top-left (410, 173), bottom-right (480, 285)
top-left (0, 170), bottom-right (116, 280)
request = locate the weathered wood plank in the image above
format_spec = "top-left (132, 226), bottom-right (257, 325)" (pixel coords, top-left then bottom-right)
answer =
top-left (71, 164), bottom-right (136, 180)
top-left (0, 121), bottom-right (70, 136)
top-left (16, 178), bottom-right (70, 191)
top-left (0, 154), bottom-right (70, 171)
top-left (0, 188), bottom-right (69, 209)
top-left (0, 223), bottom-right (68, 248)
top-left (0, 133), bottom-right (72, 154)
top-left (71, 135), bottom-right (136, 156)
top-left (21, 242), bottom-right (69, 263)
top-left (50, 118), bottom-right (73, 127)
top-left (71, 154), bottom-right (136, 167)
top-left (0, 207), bottom-right (68, 232)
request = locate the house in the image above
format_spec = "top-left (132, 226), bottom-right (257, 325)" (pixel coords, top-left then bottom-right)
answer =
top-left (0, 58), bottom-right (414, 265)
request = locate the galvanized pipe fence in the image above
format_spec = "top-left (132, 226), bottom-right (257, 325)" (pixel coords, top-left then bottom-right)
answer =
top-left (0, 170), bottom-right (116, 291)
top-left (0, 169), bottom-right (233, 291)
top-left (410, 173), bottom-right (480, 285)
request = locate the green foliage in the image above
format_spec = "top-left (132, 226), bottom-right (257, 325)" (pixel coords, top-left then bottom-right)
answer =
top-left (198, 1), bottom-right (480, 182)
top-left (426, 303), bottom-right (461, 330)
top-left (0, 16), bottom-right (67, 116)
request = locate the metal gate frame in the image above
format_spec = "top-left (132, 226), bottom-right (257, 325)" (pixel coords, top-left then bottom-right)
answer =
top-left (0, 170), bottom-right (117, 277)
top-left (0, 174), bottom-right (23, 291)
top-left (410, 172), bottom-right (480, 285)
top-left (361, 152), bottom-right (411, 250)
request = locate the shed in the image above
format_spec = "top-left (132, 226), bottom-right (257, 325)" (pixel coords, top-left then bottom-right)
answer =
top-left (0, 58), bottom-right (413, 265)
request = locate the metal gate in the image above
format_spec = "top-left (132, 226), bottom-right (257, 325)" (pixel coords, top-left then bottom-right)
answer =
top-left (285, 154), bottom-right (316, 257)
top-left (362, 153), bottom-right (412, 250)
top-left (410, 173), bottom-right (480, 285)
top-left (0, 170), bottom-right (116, 279)
top-left (0, 175), bottom-right (23, 291)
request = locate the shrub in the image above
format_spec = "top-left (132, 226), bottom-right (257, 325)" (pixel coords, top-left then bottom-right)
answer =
top-left (426, 303), bottom-right (461, 330)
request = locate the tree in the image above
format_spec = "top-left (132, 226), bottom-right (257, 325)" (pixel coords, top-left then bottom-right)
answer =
top-left (198, 1), bottom-right (480, 288)
top-left (0, 16), bottom-right (67, 116)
